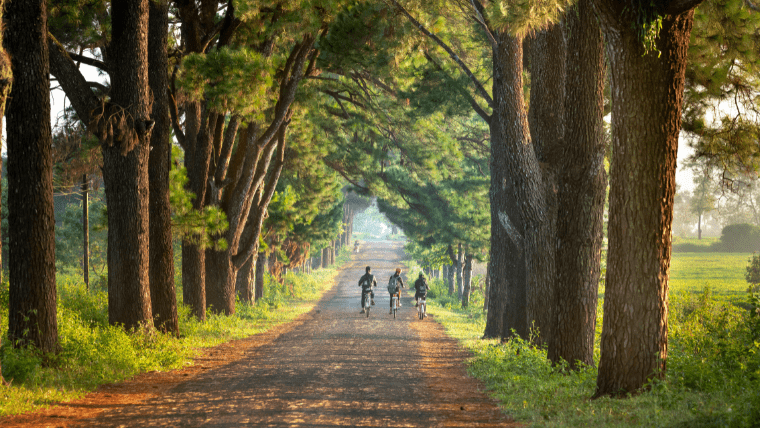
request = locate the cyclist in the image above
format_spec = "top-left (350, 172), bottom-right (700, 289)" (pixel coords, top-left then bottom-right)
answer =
top-left (414, 272), bottom-right (429, 307)
top-left (388, 267), bottom-right (405, 314)
top-left (358, 266), bottom-right (376, 314)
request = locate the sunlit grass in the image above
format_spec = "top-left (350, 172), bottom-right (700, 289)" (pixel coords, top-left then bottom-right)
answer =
top-left (670, 252), bottom-right (752, 303)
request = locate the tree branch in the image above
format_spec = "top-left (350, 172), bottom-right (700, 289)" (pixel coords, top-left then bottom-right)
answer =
top-left (67, 51), bottom-right (110, 73)
top-left (470, 0), bottom-right (497, 49)
top-left (47, 33), bottom-right (102, 127)
top-left (168, 66), bottom-right (187, 150)
top-left (87, 81), bottom-right (109, 94)
top-left (665, 0), bottom-right (705, 14)
top-left (388, 0), bottom-right (493, 108)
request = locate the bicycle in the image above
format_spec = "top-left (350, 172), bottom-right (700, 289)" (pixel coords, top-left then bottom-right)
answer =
top-left (417, 296), bottom-right (426, 320)
top-left (391, 293), bottom-right (399, 319)
top-left (362, 289), bottom-right (372, 318)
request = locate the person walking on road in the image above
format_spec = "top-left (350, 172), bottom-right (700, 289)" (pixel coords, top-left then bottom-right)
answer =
top-left (358, 266), bottom-right (376, 313)
top-left (414, 272), bottom-right (429, 307)
top-left (388, 267), bottom-right (405, 314)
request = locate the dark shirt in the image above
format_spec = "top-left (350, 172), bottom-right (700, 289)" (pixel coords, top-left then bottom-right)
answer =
top-left (414, 278), bottom-right (429, 294)
top-left (358, 273), bottom-right (376, 291)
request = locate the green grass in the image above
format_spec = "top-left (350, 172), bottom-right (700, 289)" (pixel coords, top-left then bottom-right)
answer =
top-left (670, 252), bottom-right (752, 304)
top-left (420, 252), bottom-right (760, 427)
top-left (0, 250), bottom-right (350, 417)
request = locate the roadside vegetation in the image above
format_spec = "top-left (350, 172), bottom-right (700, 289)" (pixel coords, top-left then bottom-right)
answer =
top-left (416, 253), bottom-right (760, 427)
top-left (0, 250), bottom-right (349, 417)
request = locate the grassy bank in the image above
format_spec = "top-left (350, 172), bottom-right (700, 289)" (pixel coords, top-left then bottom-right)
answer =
top-left (0, 250), bottom-right (349, 416)
top-left (414, 253), bottom-right (760, 427)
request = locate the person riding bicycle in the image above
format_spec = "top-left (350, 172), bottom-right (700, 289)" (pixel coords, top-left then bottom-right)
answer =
top-left (414, 272), bottom-right (429, 307)
top-left (388, 267), bottom-right (405, 314)
top-left (358, 266), bottom-right (376, 314)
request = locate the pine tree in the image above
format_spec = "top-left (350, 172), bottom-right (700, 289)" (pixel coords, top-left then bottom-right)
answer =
top-left (591, 0), bottom-right (704, 397)
top-left (5, 0), bottom-right (59, 352)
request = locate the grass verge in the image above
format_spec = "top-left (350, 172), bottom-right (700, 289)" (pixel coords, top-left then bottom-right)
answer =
top-left (0, 250), bottom-right (350, 417)
top-left (414, 253), bottom-right (760, 427)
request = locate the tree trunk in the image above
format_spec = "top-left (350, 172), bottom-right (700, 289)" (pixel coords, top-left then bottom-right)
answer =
top-left (322, 247), bottom-right (328, 268)
top-left (456, 243), bottom-right (463, 300)
top-left (148, 0), bottom-right (178, 335)
top-left (206, 247), bottom-right (236, 315)
top-left (5, 0), bottom-right (58, 352)
top-left (524, 22), bottom-right (566, 346)
top-left (255, 252), bottom-right (266, 300)
top-left (593, 2), bottom-right (696, 396)
top-left (182, 242), bottom-right (206, 320)
top-left (236, 255), bottom-right (254, 304)
top-left (485, 33), bottom-right (532, 340)
top-left (698, 213), bottom-right (702, 239)
top-left (548, 0), bottom-right (606, 369)
top-left (446, 244), bottom-right (456, 295)
top-left (174, 0), bottom-right (215, 322)
top-left (82, 174), bottom-right (90, 288)
top-left (483, 260), bottom-right (490, 311)
top-left (462, 253), bottom-right (473, 308)
top-left (102, 0), bottom-right (153, 330)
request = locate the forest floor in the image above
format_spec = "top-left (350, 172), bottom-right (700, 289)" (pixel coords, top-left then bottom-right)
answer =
top-left (0, 241), bottom-right (515, 427)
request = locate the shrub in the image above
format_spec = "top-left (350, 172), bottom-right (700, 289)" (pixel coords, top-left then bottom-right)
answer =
top-left (720, 223), bottom-right (760, 252)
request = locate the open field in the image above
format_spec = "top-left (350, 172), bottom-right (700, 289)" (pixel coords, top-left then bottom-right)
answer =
top-left (670, 252), bottom-right (752, 303)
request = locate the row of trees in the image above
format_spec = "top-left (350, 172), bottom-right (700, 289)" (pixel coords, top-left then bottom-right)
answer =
top-left (308, 0), bottom-right (756, 397)
top-left (5, 0), bottom-right (368, 352)
top-left (9, 0), bottom-right (760, 400)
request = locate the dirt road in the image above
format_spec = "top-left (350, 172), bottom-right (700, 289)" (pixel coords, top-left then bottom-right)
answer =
top-left (2, 241), bottom-right (514, 427)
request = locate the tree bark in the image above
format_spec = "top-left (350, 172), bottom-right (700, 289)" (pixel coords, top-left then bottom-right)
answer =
top-left (148, 0), bottom-right (178, 335)
top-left (82, 174), bottom-right (90, 288)
top-left (255, 252), bottom-right (266, 300)
top-left (236, 255), bottom-right (255, 304)
top-left (182, 242), bottom-right (206, 320)
top-left (483, 260), bottom-right (490, 311)
top-left (592, 1), bottom-right (697, 396)
top-left (5, 0), bottom-right (58, 352)
top-left (524, 22), bottom-right (566, 346)
top-left (548, 0), bottom-right (606, 369)
top-left (485, 33), bottom-right (533, 340)
top-left (102, 0), bottom-right (153, 330)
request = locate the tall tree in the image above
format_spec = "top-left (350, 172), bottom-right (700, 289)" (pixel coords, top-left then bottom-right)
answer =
top-left (100, 0), bottom-right (154, 329)
top-left (548, 0), bottom-right (607, 369)
top-left (148, 0), bottom-right (178, 334)
top-left (5, 0), bottom-right (59, 351)
top-left (591, 0), bottom-right (704, 396)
